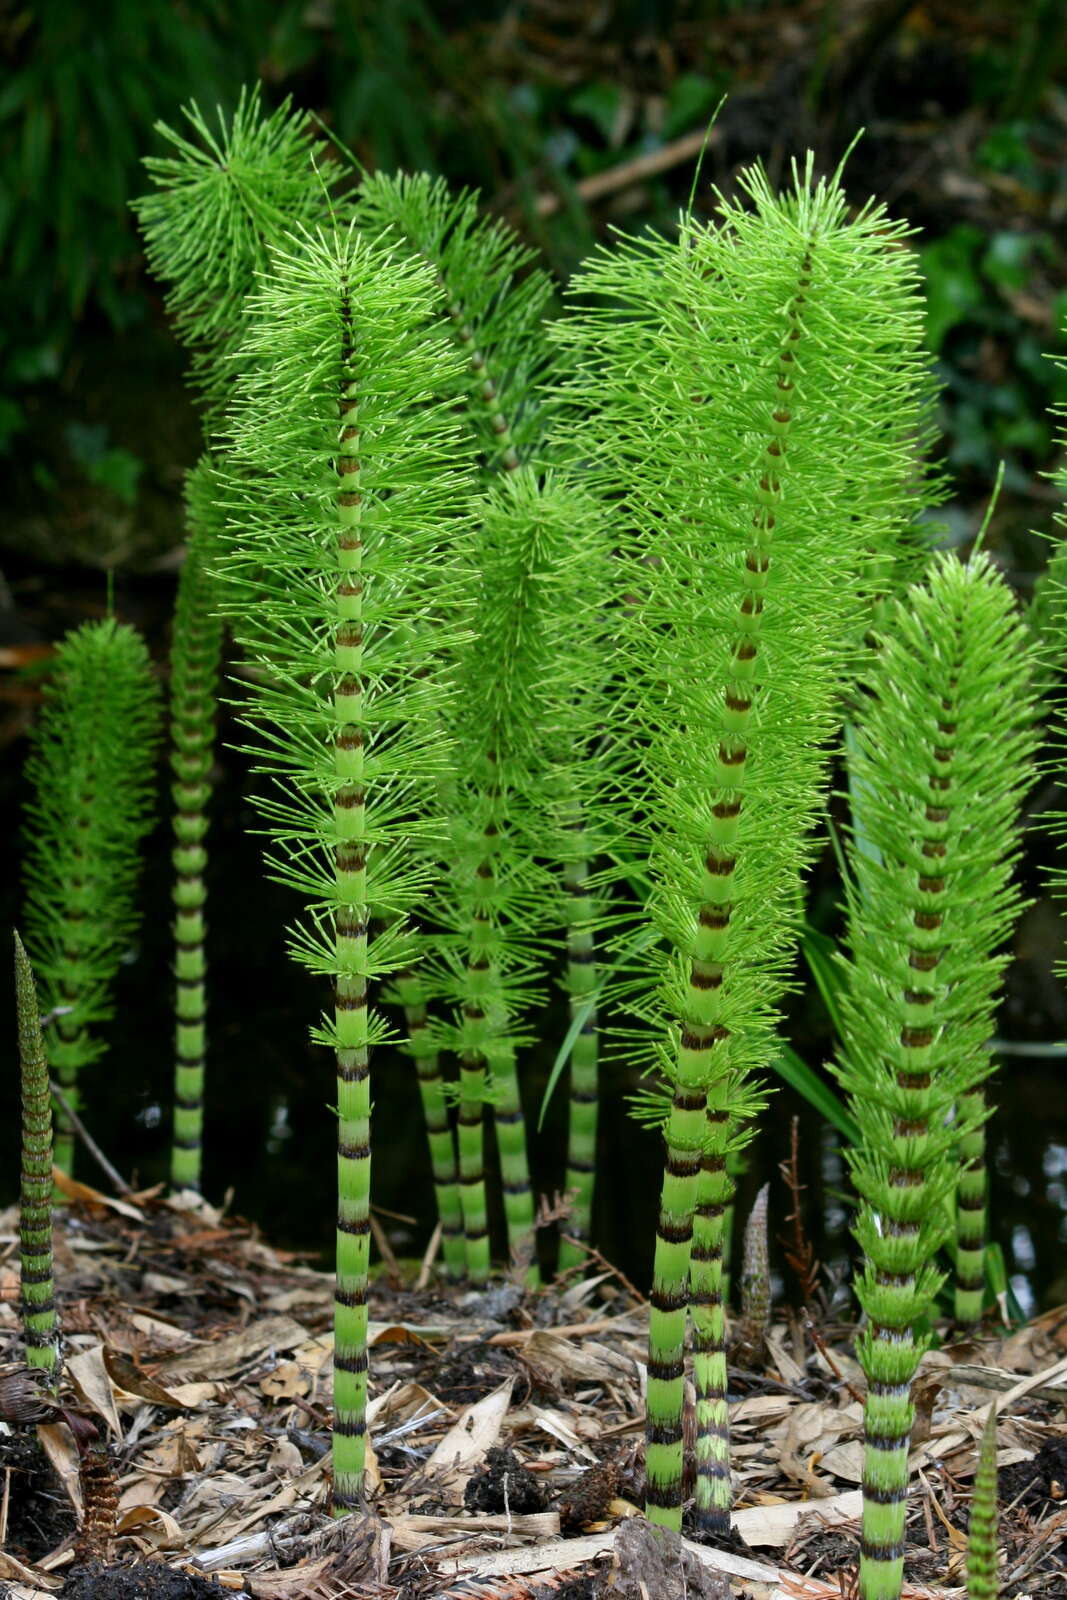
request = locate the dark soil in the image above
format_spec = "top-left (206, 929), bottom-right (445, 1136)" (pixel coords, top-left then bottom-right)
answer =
top-left (464, 1446), bottom-right (550, 1514)
top-left (0, 1426), bottom-right (77, 1560)
top-left (58, 1563), bottom-right (228, 1599)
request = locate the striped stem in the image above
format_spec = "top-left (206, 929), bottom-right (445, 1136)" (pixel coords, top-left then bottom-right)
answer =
top-left (492, 1039), bottom-right (537, 1283)
top-left (331, 335), bottom-right (372, 1514)
top-left (14, 933), bottom-right (58, 1384)
top-left (558, 834), bottom-right (599, 1273)
top-left (444, 292), bottom-right (522, 475)
top-left (393, 969), bottom-right (466, 1278)
top-left (169, 475), bottom-right (224, 1192)
top-left (955, 1087), bottom-right (988, 1325)
top-left (689, 255), bottom-right (808, 1534)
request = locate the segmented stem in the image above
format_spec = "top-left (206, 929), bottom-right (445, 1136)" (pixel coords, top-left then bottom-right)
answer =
top-left (558, 826), bottom-right (599, 1272)
top-left (170, 470), bottom-right (224, 1191)
top-left (966, 1408), bottom-right (999, 1600)
top-left (955, 1086), bottom-right (988, 1324)
top-left (737, 1181), bottom-right (771, 1357)
top-left (687, 252), bottom-right (810, 1535)
top-left (15, 933), bottom-right (58, 1384)
top-left (393, 967), bottom-right (466, 1277)
top-left (331, 321), bottom-right (372, 1513)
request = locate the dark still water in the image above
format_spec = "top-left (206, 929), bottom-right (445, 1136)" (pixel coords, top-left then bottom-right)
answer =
top-left (3, 612), bottom-right (1067, 1319)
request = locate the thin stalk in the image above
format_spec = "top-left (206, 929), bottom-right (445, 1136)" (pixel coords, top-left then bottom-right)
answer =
top-left (392, 965), bottom-right (466, 1278)
top-left (15, 932), bottom-right (58, 1385)
top-left (955, 1086), bottom-right (988, 1325)
top-left (169, 461), bottom-right (224, 1191)
top-left (557, 823), bottom-right (599, 1272)
top-left (330, 347), bottom-right (372, 1512)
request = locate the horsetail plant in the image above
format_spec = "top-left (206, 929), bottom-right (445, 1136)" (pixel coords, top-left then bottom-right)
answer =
top-left (14, 932), bottom-right (59, 1386)
top-left (966, 1408), bottom-right (1000, 1600)
top-left (21, 619), bottom-right (163, 1177)
top-left (552, 153), bottom-right (935, 1533)
top-left (215, 221), bottom-right (473, 1511)
top-left (169, 457), bottom-right (226, 1191)
top-left (426, 467), bottom-right (611, 1282)
top-left (833, 551), bottom-right (1037, 1600)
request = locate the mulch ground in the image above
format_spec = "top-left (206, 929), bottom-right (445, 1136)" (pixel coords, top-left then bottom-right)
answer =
top-left (1, 1182), bottom-right (1066, 1600)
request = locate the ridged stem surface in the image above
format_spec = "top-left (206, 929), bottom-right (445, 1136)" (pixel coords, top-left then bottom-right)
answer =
top-left (955, 1086), bottom-right (988, 1324)
top-left (966, 1408), bottom-right (999, 1600)
top-left (15, 933), bottom-right (58, 1382)
top-left (170, 470), bottom-right (224, 1191)
top-left (393, 971), bottom-right (465, 1277)
top-left (558, 833), bottom-right (599, 1271)
top-left (330, 343), bottom-right (372, 1511)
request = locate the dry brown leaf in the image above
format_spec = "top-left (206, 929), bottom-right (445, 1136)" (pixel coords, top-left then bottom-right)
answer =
top-left (422, 1378), bottom-right (514, 1492)
top-left (259, 1360), bottom-right (310, 1401)
top-left (159, 1315), bottom-right (309, 1381)
top-left (115, 1504), bottom-right (184, 1548)
top-left (387, 1510), bottom-right (560, 1554)
top-left (51, 1170), bottom-right (144, 1221)
top-left (103, 1346), bottom-right (189, 1409)
top-left (243, 1556), bottom-right (335, 1597)
top-left (0, 1551), bottom-right (63, 1592)
top-left (36, 1420), bottom-right (82, 1515)
top-left (65, 1344), bottom-right (124, 1438)
top-left (733, 1490), bottom-right (864, 1550)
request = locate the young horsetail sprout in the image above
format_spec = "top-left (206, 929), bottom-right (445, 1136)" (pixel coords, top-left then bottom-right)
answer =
top-left (169, 458), bottom-right (226, 1192)
top-left (552, 153), bottom-right (935, 1534)
top-left (966, 1408), bottom-right (1000, 1600)
top-left (834, 552), bottom-right (1036, 1600)
top-left (216, 221), bottom-right (472, 1511)
top-left (14, 932), bottom-right (59, 1385)
top-left (21, 619), bottom-right (163, 1177)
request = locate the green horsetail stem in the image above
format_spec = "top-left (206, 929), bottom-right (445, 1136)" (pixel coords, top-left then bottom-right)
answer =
top-left (556, 836), bottom-right (599, 1271)
top-left (390, 962), bottom-right (465, 1277)
top-left (21, 619), bottom-right (163, 1177)
top-left (14, 932), bottom-right (58, 1384)
top-left (966, 1408), bottom-right (1000, 1600)
top-left (218, 223), bottom-right (472, 1511)
top-left (955, 1085), bottom-right (989, 1324)
top-left (552, 153), bottom-right (934, 1533)
top-left (169, 459), bottom-right (225, 1192)
top-left (835, 553), bottom-right (1035, 1600)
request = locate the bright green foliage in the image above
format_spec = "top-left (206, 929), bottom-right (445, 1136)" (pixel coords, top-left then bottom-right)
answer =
top-left (350, 172), bottom-right (555, 475)
top-left (835, 552), bottom-right (1036, 1600)
top-left (967, 1408), bottom-right (1000, 1600)
top-left (21, 619), bottom-right (163, 1176)
top-left (135, 87), bottom-right (335, 427)
top-left (216, 221), bottom-right (472, 1511)
top-left (553, 155), bottom-right (934, 1533)
top-left (14, 932), bottom-right (58, 1384)
top-left (169, 457), bottom-right (226, 1192)
top-left (352, 173), bottom-right (596, 1276)
top-left (426, 468), bottom-right (611, 1281)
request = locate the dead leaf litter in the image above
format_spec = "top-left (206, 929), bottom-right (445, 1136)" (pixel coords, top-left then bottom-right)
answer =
top-left (0, 1188), bottom-right (1065, 1598)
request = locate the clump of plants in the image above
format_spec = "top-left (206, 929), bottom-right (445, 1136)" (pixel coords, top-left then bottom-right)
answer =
top-left (8, 85), bottom-right (1062, 1600)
